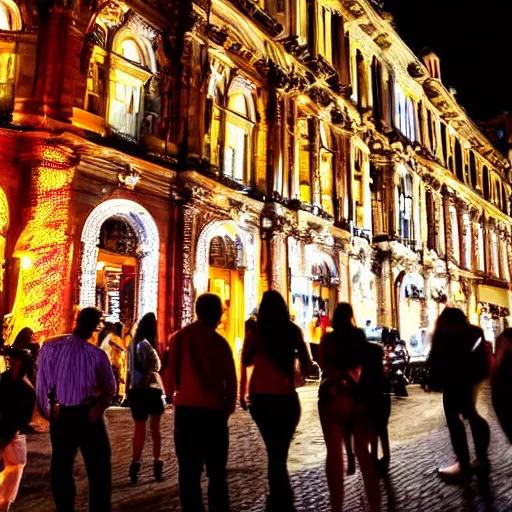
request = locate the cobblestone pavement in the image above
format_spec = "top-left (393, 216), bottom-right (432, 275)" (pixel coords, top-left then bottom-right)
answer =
top-left (15, 385), bottom-right (512, 511)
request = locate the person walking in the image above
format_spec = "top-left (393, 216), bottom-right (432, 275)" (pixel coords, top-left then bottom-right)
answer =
top-left (317, 303), bottom-right (380, 512)
top-left (127, 312), bottom-right (165, 483)
top-left (101, 322), bottom-right (127, 403)
top-left (240, 290), bottom-right (311, 512)
top-left (36, 307), bottom-right (116, 512)
top-left (166, 293), bottom-right (237, 512)
top-left (0, 344), bottom-right (37, 512)
top-left (426, 307), bottom-right (490, 482)
top-left (492, 328), bottom-right (512, 443)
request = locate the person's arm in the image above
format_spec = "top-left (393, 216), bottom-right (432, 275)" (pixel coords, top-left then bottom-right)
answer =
top-left (164, 334), bottom-right (178, 400)
top-left (35, 343), bottom-right (52, 420)
top-left (295, 326), bottom-right (312, 376)
top-left (223, 345), bottom-right (237, 417)
top-left (90, 351), bottom-right (116, 423)
top-left (239, 333), bottom-right (255, 410)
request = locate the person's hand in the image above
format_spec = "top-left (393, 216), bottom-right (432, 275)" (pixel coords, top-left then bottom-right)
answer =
top-left (239, 395), bottom-right (248, 411)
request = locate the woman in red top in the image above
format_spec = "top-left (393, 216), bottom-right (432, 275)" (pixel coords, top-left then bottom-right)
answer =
top-left (240, 291), bottom-right (311, 512)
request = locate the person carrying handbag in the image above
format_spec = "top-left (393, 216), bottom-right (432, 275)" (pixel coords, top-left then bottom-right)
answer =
top-left (240, 291), bottom-right (311, 512)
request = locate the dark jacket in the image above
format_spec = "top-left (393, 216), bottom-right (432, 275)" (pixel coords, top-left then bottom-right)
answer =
top-left (0, 371), bottom-right (36, 448)
top-left (427, 325), bottom-right (488, 392)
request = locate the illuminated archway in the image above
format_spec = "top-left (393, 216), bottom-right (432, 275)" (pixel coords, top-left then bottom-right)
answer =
top-left (192, 220), bottom-right (256, 322)
top-left (80, 199), bottom-right (159, 319)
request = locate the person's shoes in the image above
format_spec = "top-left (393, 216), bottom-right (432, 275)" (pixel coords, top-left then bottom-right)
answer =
top-left (154, 460), bottom-right (164, 481)
top-left (438, 461), bottom-right (471, 484)
top-left (129, 461), bottom-right (141, 484)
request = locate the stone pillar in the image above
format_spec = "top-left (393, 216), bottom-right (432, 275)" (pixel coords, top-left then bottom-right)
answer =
top-left (180, 206), bottom-right (198, 327)
top-left (269, 232), bottom-right (287, 297)
top-left (310, 117), bottom-right (321, 206)
top-left (33, 8), bottom-right (85, 120)
top-left (376, 255), bottom-right (393, 327)
top-left (266, 87), bottom-right (283, 196)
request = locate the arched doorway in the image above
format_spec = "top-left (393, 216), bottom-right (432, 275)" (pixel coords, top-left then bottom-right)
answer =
top-left (305, 247), bottom-right (339, 360)
top-left (79, 199), bottom-right (159, 324)
top-left (194, 220), bottom-right (256, 356)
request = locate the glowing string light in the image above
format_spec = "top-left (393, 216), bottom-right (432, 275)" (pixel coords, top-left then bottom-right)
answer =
top-left (8, 142), bottom-right (75, 342)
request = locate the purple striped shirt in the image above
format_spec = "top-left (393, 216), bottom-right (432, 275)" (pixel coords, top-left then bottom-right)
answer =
top-left (36, 334), bottom-right (116, 419)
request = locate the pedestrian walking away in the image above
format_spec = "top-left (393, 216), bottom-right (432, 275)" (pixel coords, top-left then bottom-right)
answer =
top-left (127, 313), bottom-right (165, 484)
top-left (36, 307), bottom-right (116, 512)
top-left (426, 307), bottom-right (490, 483)
top-left (166, 293), bottom-right (237, 512)
top-left (317, 302), bottom-right (381, 512)
top-left (0, 340), bottom-right (37, 512)
top-left (240, 290), bottom-right (312, 512)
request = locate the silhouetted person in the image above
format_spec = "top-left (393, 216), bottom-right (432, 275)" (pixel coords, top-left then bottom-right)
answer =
top-left (36, 307), bottom-right (115, 512)
top-left (240, 291), bottom-right (311, 512)
top-left (166, 294), bottom-right (237, 512)
top-left (427, 307), bottom-right (490, 482)
top-left (318, 303), bottom-right (380, 512)
top-left (127, 313), bottom-right (164, 484)
top-left (11, 328), bottom-right (39, 386)
top-left (492, 328), bottom-right (512, 443)
top-left (0, 345), bottom-right (36, 511)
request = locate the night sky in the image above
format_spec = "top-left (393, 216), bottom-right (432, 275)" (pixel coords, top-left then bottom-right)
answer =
top-left (385, 0), bottom-right (512, 121)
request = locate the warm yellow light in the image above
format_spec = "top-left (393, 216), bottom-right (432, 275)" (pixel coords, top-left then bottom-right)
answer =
top-left (21, 255), bottom-right (32, 270)
top-left (297, 95), bottom-right (308, 106)
top-left (96, 261), bottom-right (105, 271)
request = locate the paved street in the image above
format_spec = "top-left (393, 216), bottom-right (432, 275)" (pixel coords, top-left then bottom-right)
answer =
top-left (16, 385), bottom-right (512, 511)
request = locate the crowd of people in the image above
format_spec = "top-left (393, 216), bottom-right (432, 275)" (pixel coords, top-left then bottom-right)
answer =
top-left (0, 291), bottom-right (511, 512)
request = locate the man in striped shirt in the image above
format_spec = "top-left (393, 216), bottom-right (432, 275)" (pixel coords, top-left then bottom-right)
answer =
top-left (36, 307), bottom-right (115, 512)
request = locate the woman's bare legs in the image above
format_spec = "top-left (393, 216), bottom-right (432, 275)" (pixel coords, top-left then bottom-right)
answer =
top-left (354, 424), bottom-right (381, 512)
top-left (321, 415), bottom-right (345, 512)
top-left (343, 426), bottom-right (356, 475)
top-left (150, 415), bottom-right (162, 461)
top-left (132, 420), bottom-right (146, 462)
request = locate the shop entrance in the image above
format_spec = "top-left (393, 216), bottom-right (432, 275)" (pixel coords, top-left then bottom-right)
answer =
top-left (95, 217), bottom-right (138, 325)
top-left (80, 199), bottom-right (159, 323)
top-left (207, 231), bottom-right (244, 354)
top-left (397, 272), bottom-right (425, 346)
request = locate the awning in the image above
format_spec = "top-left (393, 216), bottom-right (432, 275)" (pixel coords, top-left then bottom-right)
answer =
top-left (477, 285), bottom-right (510, 309)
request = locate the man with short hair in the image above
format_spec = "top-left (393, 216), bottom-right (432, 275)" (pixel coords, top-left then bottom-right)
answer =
top-left (36, 307), bottom-right (115, 512)
top-left (166, 293), bottom-right (237, 512)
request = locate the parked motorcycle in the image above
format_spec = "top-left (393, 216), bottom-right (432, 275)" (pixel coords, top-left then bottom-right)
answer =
top-left (383, 329), bottom-right (410, 397)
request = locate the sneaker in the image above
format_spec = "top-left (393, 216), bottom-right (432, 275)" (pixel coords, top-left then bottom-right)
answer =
top-left (154, 460), bottom-right (164, 481)
top-left (129, 461), bottom-right (141, 484)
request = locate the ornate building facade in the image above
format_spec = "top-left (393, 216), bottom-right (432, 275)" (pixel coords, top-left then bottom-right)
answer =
top-left (0, 0), bottom-right (510, 352)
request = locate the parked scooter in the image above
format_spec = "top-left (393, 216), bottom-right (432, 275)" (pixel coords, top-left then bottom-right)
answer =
top-left (383, 329), bottom-right (410, 397)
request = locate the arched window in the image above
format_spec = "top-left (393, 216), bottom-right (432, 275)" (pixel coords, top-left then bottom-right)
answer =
top-left (454, 139), bottom-right (464, 182)
top-left (483, 166), bottom-right (490, 200)
top-left (0, 0), bottom-right (21, 31)
top-left (398, 172), bottom-right (413, 240)
top-left (463, 213), bottom-right (472, 270)
top-left (440, 123), bottom-right (448, 165)
top-left (469, 151), bottom-right (477, 189)
top-left (356, 50), bottom-right (368, 110)
top-left (319, 122), bottom-right (334, 216)
top-left (223, 81), bottom-right (256, 184)
top-left (108, 28), bottom-right (155, 139)
top-left (449, 204), bottom-right (460, 263)
top-left (297, 114), bottom-right (312, 203)
top-left (0, 0), bottom-right (21, 121)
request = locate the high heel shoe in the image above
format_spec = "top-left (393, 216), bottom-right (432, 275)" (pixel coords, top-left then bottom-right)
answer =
top-left (129, 461), bottom-right (141, 484)
top-left (154, 460), bottom-right (164, 481)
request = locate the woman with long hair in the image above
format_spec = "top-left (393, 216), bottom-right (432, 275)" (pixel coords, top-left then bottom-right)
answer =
top-left (240, 291), bottom-right (311, 511)
top-left (427, 307), bottom-right (490, 481)
top-left (318, 303), bottom-right (380, 512)
top-left (127, 313), bottom-right (165, 484)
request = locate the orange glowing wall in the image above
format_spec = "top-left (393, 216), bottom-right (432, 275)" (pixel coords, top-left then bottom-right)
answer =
top-left (9, 141), bottom-right (75, 342)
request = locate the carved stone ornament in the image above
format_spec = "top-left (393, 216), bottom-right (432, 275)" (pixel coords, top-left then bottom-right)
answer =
top-left (125, 12), bottom-right (158, 43)
top-left (118, 165), bottom-right (141, 190)
top-left (341, 0), bottom-right (365, 18)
